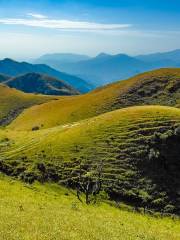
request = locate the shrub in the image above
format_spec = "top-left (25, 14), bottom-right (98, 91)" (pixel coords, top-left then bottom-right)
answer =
top-left (164, 204), bottom-right (175, 213)
top-left (152, 198), bottom-right (165, 208)
top-left (32, 126), bottom-right (40, 131)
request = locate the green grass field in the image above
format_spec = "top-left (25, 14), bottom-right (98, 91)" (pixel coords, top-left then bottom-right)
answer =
top-left (0, 174), bottom-right (179, 240)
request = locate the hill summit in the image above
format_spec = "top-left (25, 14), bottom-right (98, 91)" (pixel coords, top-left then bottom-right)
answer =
top-left (5, 73), bottom-right (79, 96)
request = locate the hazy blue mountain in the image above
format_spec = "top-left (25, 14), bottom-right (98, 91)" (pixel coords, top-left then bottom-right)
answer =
top-left (34, 53), bottom-right (90, 69)
top-left (33, 49), bottom-right (180, 87)
top-left (47, 53), bottom-right (150, 86)
top-left (0, 58), bottom-right (94, 93)
top-left (5, 73), bottom-right (79, 96)
top-left (0, 73), bottom-right (10, 83)
top-left (136, 49), bottom-right (180, 63)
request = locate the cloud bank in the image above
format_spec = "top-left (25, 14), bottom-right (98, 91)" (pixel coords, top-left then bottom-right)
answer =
top-left (0, 13), bottom-right (132, 31)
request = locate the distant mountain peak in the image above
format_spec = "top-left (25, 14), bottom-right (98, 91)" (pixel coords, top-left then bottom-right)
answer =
top-left (116, 53), bottom-right (131, 58)
top-left (95, 53), bottom-right (132, 60)
top-left (2, 58), bottom-right (15, 63)
top-left (96, 53), bottom-right (111, 58)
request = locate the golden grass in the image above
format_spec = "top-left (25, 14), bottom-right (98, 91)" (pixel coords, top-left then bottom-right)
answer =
top-left (9, 68), bottom-right (180, 131)
top-left (0, 84), bottom-right (55, 125)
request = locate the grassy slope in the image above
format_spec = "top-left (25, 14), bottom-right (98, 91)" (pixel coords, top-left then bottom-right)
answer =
top-left (0, 84), bottom-right (55, 126)
top-left (1, 106), bottom-right (180, 212)
top-left (0, 174), bottom-right (180, 240)
top-left (9, 68), bottom-right (180, 130)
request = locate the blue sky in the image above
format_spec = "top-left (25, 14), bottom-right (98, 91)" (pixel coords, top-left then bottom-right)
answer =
top-left (0, 0), bottom-right (179, 59)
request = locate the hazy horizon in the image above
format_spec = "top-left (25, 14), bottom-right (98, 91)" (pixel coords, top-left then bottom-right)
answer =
top-left (1, 48), bottom-right (180, 62)
top-left (0, 0), bottom-right (180, 60)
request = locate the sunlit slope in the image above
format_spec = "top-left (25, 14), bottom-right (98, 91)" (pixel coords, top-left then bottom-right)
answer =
top-left (9, 68), bottom-right (180, 130)
top-left (1, 106), bottom-right (180, 212)
top-left (1, 175), bottom-right (180, 240)
top-left (0, 84), bottom-right (55, 126)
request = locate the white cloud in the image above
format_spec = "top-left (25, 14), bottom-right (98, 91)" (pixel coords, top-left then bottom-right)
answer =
top-left (27, 13), bottom-right (47, 19)
top-left (0, 15), bottom-right (132, 31)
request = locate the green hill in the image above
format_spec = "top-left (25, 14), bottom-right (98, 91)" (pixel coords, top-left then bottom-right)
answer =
top-left (1, 106), bottom-right (180, 213)
top-left (5, 73), bottom-right (79, 96)
top-left (0, 84), bottom-right (54, 126)
top-left (9, 68), bottom-right (180, 131)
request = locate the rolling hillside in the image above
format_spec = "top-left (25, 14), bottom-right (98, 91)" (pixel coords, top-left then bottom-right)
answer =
top-left (9, 68), bottom-right (180, 131)
top-left (5, 73), bottom-right (79, 96)
top-left (0, 84), bottom-right (54, 126)
top-left (1, 106), bottom-right (180, 213)
top-left (0, 68), bottom-right (180, 214)
top-left (0, 58), bottom-right (93, 93)
top-left (1, 174), bottom-right (180, 240)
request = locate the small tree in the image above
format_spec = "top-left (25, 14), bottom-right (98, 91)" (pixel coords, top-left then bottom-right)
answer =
top-left (71, 160), bottom-right (103, 204)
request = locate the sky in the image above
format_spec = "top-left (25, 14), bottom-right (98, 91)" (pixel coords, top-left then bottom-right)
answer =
top-left (0, 0), bottom-right (180, 60)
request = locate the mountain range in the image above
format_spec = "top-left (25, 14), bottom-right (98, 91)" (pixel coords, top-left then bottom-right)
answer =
top-left (0, 58), bottom-right (93, 93)
top-left (34, 49), bottom-right (180, 86)
top-left (136, 49), bottom-right (180, 63)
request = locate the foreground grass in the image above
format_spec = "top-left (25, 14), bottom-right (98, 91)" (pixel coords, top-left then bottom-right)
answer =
top-left (0, 175), bottom-right (179, 240)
